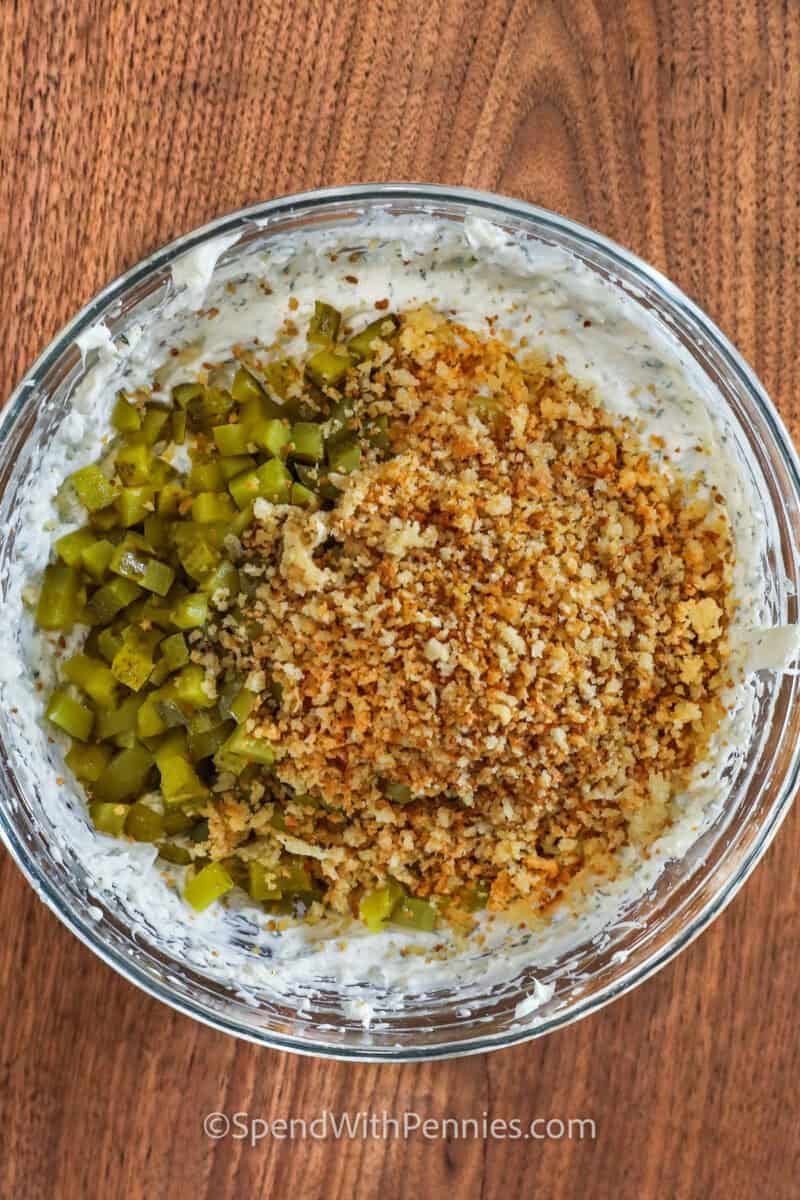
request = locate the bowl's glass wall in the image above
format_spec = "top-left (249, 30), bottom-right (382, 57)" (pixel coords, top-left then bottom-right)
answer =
top-left (1, 186), bottom-right (799, 1060)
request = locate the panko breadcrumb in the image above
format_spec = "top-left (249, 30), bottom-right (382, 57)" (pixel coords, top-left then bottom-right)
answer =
top-left (197, 307), bottom-right (733, 916)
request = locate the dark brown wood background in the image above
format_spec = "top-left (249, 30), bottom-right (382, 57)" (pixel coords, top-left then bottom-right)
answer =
top-left (1, 2), bottom-right (798, 1197)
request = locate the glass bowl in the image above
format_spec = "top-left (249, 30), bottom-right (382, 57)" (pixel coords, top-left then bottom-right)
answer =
top-left (1, 184), bottom-right (799, 1061)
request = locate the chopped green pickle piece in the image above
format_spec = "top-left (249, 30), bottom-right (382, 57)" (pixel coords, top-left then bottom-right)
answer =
top-left (327, 439), bottom-right (361, 475)
top-left (228, 458), bottom-right (292, 508)
top-left (247, 861), bottom-right (281, 902)
top-left (116, 440), bottom-right (151, 485)
top-left (141, 406), bottom-right (170, 446)
top-left (290, 482), bottom-right (318, 509)
top-left (110, 627), bottom-right (162, 692)
top-left (307, 300), bottom-right (341, 346)
top-left (55, 527), bottom-right (96, 567)
top-left (63, 654), bottom-right (118, 707)
top-left (161, 632), bottom-right (190, 670)
top-left (192, 491), bottom-right (235, 524)
top-left (221, 725), bottom-right (275, 764)
top-left (384, 781), bottom-right (414, 804)
top-left (253, 417), bottom-right (291, 459)
top-left (116, 486), bottom-right (153, 527)
top-left (171, 592), bottom-right (209, 629)
top-left (229, 688), bottom-right (257, 724)
top-left (188, 460), bottom-right (225, 493)
top-left (213, 423), bottom-right (251, 457)
top-left (290, 422), bottom-right (325, 464)
top-left (112, 394), bottom-right (142, 433)
top-left (391, 896), bottom-right (437, 932)
top-left (36, 564), bottom-right (82, 631)
top-left (90, 802), bottom-right (129, 836)
top-left (95, 694), bottom-right (142, 741)
top-left (157, 842), bottom-right (193, 865)
top-left (359, 879), bottom-right (403, 932)
top-left (46, 690), bottom-right (93, 741)
top-left (347, 314), bottom-right (398, 360)
top-left (65, 742), bottom-right (112, 783)
top-left (88, 576), bottom-right (142, 623)
top-left (93, 745), bottom-right (154, 803)
top-left (306, 348), bottom-right (353, 389)
top-left (125, 801), bottom-right (164, 843)
top-left (219, 454), bottom-right (256, 482)
top-left (184, 862), bottom-right (234, 912)
top-left (81, 538), bottom-right (114, 581)
top-left (172, 664), bottom-right (215, 709)
top-left (71, 464), bottom-right (116, 512)
top-left (172, 381), bottom-right (204, 409)
top-left (231, 366), bottom-right (265, 405)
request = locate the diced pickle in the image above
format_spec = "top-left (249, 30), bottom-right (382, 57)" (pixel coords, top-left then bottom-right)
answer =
top-left (228, 458), bottom-right (292, 508)
top-left (327, 439), bottom-right (361, 475)
top-left (161, 632), bottom-right (190, 671)
top-left (116, 486), bottom-right (153, 527)
top-left (55, 527), bottom-right (96, 567)
top-left (231, 366), bottom-right (265, 405)
top-left (306, 348), bottom-right (353, 389)
top-left (251, 417), bottom-right (291, 459)
top-left (290, 482), bottom-right (318, 509)
top-left (390, 896), bottom-right (437, 932)
top-left (218, 454), bottom-right (256, 482)
top-left (172, 664), bottom-right (216, 709)
top-left (192, 492), bottom-right (235, 524)
top-left (71, 464), bottom-right (116, 512)
top-left (159, 750), bottom-right (211, 806)
top-left (384, 781), bottom-right (414, 804)
top-left (188, 460), bottom-right (225, 493)
top-left (290, 422), bottom-right (325, 464)
top-left (171, 592), bottom-right (209, 629)
top-left (93, 744), bottom-right (154, 803)
top-left (359, 879), bottom-right (403, 932)
top-left (89, 576), bottom-right (142, 623)
top-left (81, 538), bottom-right (114, 581)
top-left (172, 381), bottom-right (204, 410)
top-left (36, 564), bottom-right (82, 631)
top-left (247, 861), bottom-right (281, 902)
top-left (212, 423), bottom-right (251, 457)
top-left (347, 314), bottom-right (398, 360)
top-left (112, 394), bottom-right (142, 434)
top-left (229, 688), bottom-right (257, 724)
top-left (157, 842), bottom-right (193, 865)
top-left (90, 802), bottom-right (129, 836)
top-left (307, 300), bottom-right (341, 346)
top-left (125, 801), bottom-right (164, 842)
top-left (221, 725), bottom-right (275, 765)
top-left (188, 719), bottom-right (234, 761)
top-left (95, 694), bottom-right (142, 741)
top-left (66, 742), bottom-right (112, 783)
top-left (63, 654), bottom-right (118, 707)
top-left (111, 627), bottom-right (162, 691)
top-left (46, 690), bottom-right (93, 741)
top-left (116, 440), bottom-right (151, 485)
top-left (141, 406), bottom-right (170, 446)
top-left (184, 862), bottom-right (234, 912)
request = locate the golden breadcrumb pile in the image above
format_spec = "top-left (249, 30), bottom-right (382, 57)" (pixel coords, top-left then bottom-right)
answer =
top-left (200, 307), bottom-right (734, 916)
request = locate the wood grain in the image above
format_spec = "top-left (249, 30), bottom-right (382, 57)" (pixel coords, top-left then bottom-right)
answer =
top-left (1, 2), bottom-right (799, 1197)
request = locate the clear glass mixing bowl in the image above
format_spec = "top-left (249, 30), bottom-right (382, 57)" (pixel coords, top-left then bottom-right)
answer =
top-left (1, 184), bottom-right (799, 1061)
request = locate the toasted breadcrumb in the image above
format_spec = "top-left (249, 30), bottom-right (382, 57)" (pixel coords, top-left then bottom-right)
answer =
top-left (199, 307), bottom-right (734, 916)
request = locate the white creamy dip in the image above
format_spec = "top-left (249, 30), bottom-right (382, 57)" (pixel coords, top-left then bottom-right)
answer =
top-left (1, 212), bottom-right (797, 1035)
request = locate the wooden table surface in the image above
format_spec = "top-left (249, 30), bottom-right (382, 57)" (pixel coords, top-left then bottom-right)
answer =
top-left (1, 2), bottom-right (799, 1197)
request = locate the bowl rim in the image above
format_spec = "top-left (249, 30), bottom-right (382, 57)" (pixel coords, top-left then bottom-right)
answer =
top-left (2, 181), bottom-right (800, 1061)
